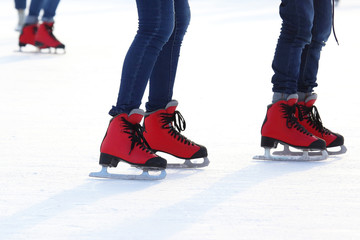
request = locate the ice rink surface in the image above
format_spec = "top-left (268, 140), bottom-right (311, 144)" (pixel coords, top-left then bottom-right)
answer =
top-left (1, 0), bottom-right (360, 239)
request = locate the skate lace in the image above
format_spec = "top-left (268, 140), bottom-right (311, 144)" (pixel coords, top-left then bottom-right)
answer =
top-left (160, 111), bottom-right (194, 146)
top-left (45, 24), bottom-right (58, 41)
top-left (280, 103), bottom-right (312, 136)
top-left (301, 105), bottom-right (331, 136)
top-left (121, 117), bottom-right (153, 154)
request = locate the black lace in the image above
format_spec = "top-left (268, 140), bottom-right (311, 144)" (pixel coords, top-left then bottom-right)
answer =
top-left (332, 0), bottom-right (339, 45)
top-left (300, 105), bottom-right (331, 136)
top-left (280, 103), bottom-right (312, 136)
top-left (159, 110), bottom-right (194, 146)
top-left (121, 117), bottom-right (153, 155)
top-left (44, 24), bottom-right (58, 40)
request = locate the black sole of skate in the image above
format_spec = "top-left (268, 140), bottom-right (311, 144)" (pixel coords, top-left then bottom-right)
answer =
top-left (35, 41), bottom-right (65, 49)
top-left (261, 136), bottom-right (326, 151)
top-left (152, 150), bottom-right (210, 169)
top-left (99, 152), bottom-right (166, 170)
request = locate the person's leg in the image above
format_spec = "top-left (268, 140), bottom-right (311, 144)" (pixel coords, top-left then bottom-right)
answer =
top-left (145, 0), bottom-right (191, 112)
top-left (15, 0), bottom-right (27, 31)
top-left (296, 0), bottom-right (345, 153)
top-left (99, 0), bottom-right (175, 173)
top-left (297, 0), bottom-right (332, 94)
top-left (142, 0), bottom-right (208, 165)
top-left (271, 0), bottom-right (314, 97)
top-left (258, 0), bottom-right (327, 160)
top-left (19, 0), bottom-right (42, 46)
top-left (32, 0), bottom-right (64, 49)
top-left (26, 0), bottom-right (44, 24)
top-left (15, 0), bottom-right (26, 10)
top-left (41, 0), bottom-right (61, 22)
top-left (109, 0), bottom-right (175, 116)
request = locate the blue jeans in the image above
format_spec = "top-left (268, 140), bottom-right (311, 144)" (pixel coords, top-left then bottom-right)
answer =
top-left (15, 0), bottom-right (26, 9)
top-left (26, 0), bottom-right (61, 23)
top-left (271, 0), bottom-right (332, 94)
top-left (109, 0), bottom-right (190, 116)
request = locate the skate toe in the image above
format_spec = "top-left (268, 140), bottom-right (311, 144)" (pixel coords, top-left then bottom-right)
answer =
top-left (190, 145), bottom-right (208, 159)
top-left (56, 43), bottom-right (65, 49)
top-left (327, 134), bottom-right (344, 148)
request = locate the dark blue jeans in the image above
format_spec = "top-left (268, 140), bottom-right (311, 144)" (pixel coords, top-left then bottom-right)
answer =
top-left (15, 0), bottom-right (26, 10)
top-left (109, 0), bottom-right (190, 116)
top-left (26, 0), bottom-right (61, 23)
top-left (271, 0), bottom-right (332, 94)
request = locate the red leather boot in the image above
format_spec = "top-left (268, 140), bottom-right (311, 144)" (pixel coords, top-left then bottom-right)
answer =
top-left (261, 94), bottom-right (325, 149)
top-left (19, 24), bottom-right (38, 48)
top-left (297, 93), bottom-right (346, 155)
top-left (143, 100), bottom-right (209, 168)
top-left (254, 94), bottom-right (327, 161)
top-left (100, 109), bottom-right (166, 169)
top-left (35, 22), bottom-right (65, 50)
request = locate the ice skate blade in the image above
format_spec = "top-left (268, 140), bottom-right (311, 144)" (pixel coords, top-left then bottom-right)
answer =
top-left (273, 144), bottom-right (347, 156)
top-left (166, 157), bottom-right (210, 169)
top-left (17, 46), bottom-right (65, 54)
top-left (89, 166), bottom-right (166, 180)
top-left (253, 147), bottom-right (328, 161)
top-left (327, 145), bottom-right (347, 155)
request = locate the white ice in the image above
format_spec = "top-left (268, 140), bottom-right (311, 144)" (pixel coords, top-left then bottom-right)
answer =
top-left (1, 0), bottom-right (360, 239)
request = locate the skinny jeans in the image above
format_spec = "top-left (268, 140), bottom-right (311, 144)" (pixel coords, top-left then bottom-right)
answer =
top-left (26, 0), bottom-right (61, 23)
top-left (15, 0), bottom-right (26, 10)
top-left (271, 0), bottom-right (332, 94)
top-left (109, 0), bottom-right (190, 116)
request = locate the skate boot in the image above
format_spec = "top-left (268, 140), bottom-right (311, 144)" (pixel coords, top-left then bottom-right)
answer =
top-left (297, 93), bottom-right (346, 155)
top-left (35, 22), bottom-right (65, 52)
top-left (143, 100), bottom-right (209, 168)
top-left (254, 94), bottom-right (328, 161)
top-left (19, 24), bottom-right (38, 48)
top-left (89, 109), bottom-right (167, 180)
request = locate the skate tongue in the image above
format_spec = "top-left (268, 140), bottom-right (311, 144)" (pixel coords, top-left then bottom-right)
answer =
top-left (304, 93), bottom-right (317, 107)
top-left (286, 94), bottom-right (298, 106)
top-left (128, 109), bottom-right (145, 124)
top-left (165, 100), bottom-right (178, 114)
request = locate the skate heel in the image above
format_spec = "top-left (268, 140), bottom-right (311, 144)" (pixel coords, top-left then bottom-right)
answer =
top-left (261, 136), bottom-right (278, 148)
top-left (99, 153), bottom-right (120, 167)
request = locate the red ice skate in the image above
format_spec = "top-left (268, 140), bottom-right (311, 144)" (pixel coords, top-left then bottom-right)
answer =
top-left (297, 93), bottom-right (346, 155)
top-left (34, 22), bottom-right (65, 51)
top-left (254, 94), bottom-right (328, 161)
top-left (89, 109), bottom-right (167, 180)
top-left (19, 24), bottom-right (38, 48)
top-left (143, 100), bottom-right (209, 168)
